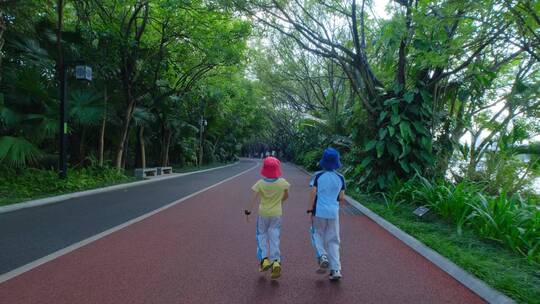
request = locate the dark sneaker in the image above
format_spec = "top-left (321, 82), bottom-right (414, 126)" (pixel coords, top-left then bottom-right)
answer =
top-left (329, 270), bottom-right (342, 281)
top-left (317, 255), bottom-right (329, 274)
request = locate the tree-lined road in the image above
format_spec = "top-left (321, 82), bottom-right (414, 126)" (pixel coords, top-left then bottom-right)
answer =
top-left (0, 160), bottom-right (483, 303)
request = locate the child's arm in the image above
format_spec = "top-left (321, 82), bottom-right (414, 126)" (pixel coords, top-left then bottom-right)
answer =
top-left (281, 189), bottom-right (289, 202)
top-left (245, 191), bottom-right (259, 222)
top-left (338, 174), bottom-right (346, 206)
top-left (338, 190), bottom-right (346, 206)
top-left (307, 186), bottom-right (317, 214)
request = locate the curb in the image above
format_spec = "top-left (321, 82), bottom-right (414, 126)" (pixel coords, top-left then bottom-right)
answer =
top-left (0, 162), bottom-right (240, 215)
top-left (345, 196), bottom-right (515, 304)
top-left (291, 163), bottom-right (515, 304)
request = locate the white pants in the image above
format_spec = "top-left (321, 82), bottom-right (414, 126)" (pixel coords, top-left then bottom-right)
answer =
top-left (256, 216), bottom-right (282, 262)
top-left (310, 215), bottom-right (341, 270)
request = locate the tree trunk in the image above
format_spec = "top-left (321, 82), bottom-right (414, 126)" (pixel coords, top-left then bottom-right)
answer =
top-left (466, 133), bottom-right (479, 178)
top-left (0, 10), bottom-right (5, 83)
top-left (98, 86), bottom-right (107, 167)
top-left (138, 125), bottom-right (146, 168)
top-left (160, 129), bottom-right (172, 167)
top-left (198, 143), bottom-right (203, 166)
top-left (165, 131), bottom-right (172, 166)
top-left (122, 124), bottom-right (132, 170)
top-left (115, 100), bottom-right (135, 169)
top-left (159, 123), bottom-right (166, 165)
top-left (198, 127), bottom-right (204, 166)
top-left (114, 2), bottom-right (150, 169)
top-left (433, 144), bottom-right (453, 179)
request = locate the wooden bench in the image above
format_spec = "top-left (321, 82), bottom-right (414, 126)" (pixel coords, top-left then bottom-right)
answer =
top-left (157, 166), bottom-right (173, 175)
top-left (134, 167), bottom-right (157, 178)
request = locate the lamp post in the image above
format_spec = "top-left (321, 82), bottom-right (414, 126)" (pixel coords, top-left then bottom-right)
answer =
top-left (58, 62), bottom-right (92, 179)
top-left (198, 116), bottom-right (207, 167)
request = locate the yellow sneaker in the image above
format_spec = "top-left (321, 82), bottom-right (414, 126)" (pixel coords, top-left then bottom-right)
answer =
top-left (259, 258), bottom-right (271, 272)
top-left (270, 261), bottom-right (281, 279)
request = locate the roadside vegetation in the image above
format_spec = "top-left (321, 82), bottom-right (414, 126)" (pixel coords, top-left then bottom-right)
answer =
top-left (0, 164), bottom-right (133, 206)
top-left (0, 160), bottom-right (235, 207)
top-left (0, 1), bottom-right (271, 204)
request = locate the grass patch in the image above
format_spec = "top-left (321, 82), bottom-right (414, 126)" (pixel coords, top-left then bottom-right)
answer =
top-left (0, 161), bottom-right (237, 207)
top-left (0, 166), bottom-right (136, 207)
top-left (352, 193), bottom-right (540, 304)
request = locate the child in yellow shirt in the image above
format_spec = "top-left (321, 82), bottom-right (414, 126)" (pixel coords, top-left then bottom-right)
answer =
top-left (245, 157), bottom-right (290, 279)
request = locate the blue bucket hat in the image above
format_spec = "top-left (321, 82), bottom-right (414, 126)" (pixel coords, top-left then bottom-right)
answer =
top-left (319, 148), bottom-right (341, 170)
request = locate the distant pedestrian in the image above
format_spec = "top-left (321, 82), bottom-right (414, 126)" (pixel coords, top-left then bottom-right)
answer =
top-left (307, 148), bottom-right (346, 281)
top-left (245, 156), bottom-right (290, 279)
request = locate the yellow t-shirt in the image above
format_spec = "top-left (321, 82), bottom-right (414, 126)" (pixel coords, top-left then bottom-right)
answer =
top-left (252, 178), bottom-right (290, 217)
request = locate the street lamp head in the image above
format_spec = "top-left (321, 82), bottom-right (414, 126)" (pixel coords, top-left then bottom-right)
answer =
top-left (75, 65), bottom-right (93, 81)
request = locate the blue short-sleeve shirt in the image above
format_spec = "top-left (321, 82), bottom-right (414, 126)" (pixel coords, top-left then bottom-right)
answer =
top-left (310, 170), bottom-right (346, 219)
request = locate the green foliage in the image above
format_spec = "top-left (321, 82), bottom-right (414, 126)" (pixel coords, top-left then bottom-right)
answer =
top-left (468, 193), bottom-right (540, 261)
top-left (0, 0), bottom-right (254, 170)
top-left (0, 165), bottom-right (133, 206)
top-left (296, 149), bottom-right (323, 172)
top-left (385, 176), bottom-right (540, 263)
top-left (350, 89), bottom-right (434, 191)
top-left (245, 0), bottom-right (540, 199)
top-left (69, 90), bottom-right (103, 126)
top-left (0, 136), bottom-right (42, 167)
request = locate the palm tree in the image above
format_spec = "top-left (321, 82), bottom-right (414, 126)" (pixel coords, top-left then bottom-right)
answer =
top-left (69, 89), bottom-right (104, 163)
top-left (132, 106), bottom-right (155, 169)
top-left (0, 66), bottom-right (56, 167)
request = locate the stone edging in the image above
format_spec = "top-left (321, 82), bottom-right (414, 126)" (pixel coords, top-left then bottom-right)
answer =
top-left (291, 163), bottom-right (515, 304)
top-left (0, 162), bottom-right (240, 215)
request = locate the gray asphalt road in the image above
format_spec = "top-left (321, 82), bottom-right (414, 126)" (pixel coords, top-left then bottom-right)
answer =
top-left (0, 160), bottom-right (256, 275)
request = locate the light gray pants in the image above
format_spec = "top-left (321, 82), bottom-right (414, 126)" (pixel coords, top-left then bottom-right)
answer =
top-left (256, 216), bottom-right (282, 262)
top-left (310, 215), bottom-right (341, 271)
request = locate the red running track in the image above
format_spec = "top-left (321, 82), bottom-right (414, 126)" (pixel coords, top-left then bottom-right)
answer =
top-left (0, 162), bottom-right (484, 304)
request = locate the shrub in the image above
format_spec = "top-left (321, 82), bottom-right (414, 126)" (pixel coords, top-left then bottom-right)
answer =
top-left (468, 193), bottom-right (540, 262)
top-left (385, 175), bottom-right (540, 263)
top-left (296, 149), bottom-right (322, 172)
top-left (0, 165), bottom-right (132, 206)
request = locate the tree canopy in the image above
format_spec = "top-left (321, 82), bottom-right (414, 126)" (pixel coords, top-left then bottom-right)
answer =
top-left (0, 0), bottom-right (539, 194)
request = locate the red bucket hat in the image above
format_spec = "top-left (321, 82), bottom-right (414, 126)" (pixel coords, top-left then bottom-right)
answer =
top-left (261, 157), bottom-right (282, 178)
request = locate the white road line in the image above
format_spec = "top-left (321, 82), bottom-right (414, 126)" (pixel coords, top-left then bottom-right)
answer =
top-left (0, 162), bottom-right (258, 284)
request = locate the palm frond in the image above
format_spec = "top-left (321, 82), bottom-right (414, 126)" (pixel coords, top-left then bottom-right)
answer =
top-left (69, 90), bottom-right (104, 126)
top-left (0, 136), bottom-right (42, 167)
top-left (0, 107), bottom-right (23, 128)
top-left (8, 37), bottom-right (50, 64)
top-left (132, 107), bottom-right (155, 126)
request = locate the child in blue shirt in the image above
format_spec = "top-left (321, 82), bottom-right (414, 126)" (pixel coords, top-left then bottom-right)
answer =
top-left (307, 148), bottom-right (346, 281)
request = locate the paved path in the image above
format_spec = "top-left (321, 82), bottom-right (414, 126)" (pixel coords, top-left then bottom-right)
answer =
top-left (0, 161), bottom-right (253, 274)
top-left (0, 161), bottom-right (484, 303)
